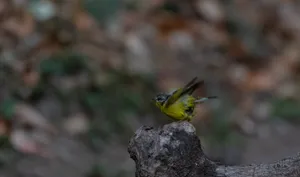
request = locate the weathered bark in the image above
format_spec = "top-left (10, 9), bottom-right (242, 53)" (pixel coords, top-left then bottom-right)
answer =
top-left (128, 121), bottom-right (300, 177)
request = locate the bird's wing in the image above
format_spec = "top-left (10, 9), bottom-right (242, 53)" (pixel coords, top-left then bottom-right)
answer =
top-left (163, 77), bottom-right (204, 108)
top-left (163, 87), bottom-right (184, 108)
top-left (183, 79), bottom-right (203, 95)
top-left (183, 77), bottom-right (198, 89)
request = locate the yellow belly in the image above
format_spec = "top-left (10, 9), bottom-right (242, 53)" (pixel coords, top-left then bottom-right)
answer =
top-left (161, 96), bottom-right (195, 120)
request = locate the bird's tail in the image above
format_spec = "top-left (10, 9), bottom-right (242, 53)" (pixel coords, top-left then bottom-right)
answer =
top-left (194, 96), bottom-right (217, 104)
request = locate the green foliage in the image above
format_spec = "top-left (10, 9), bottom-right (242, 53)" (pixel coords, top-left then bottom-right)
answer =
top-left (27, 80), bottom-right (47, 102)
top-left (208, 100), bottom-right (232, 143)
top-left (114, 170), bottom-right (133, 177)
top-left (205, 95), bottom-right (243, 148)
top-left (36, 50), bottom-right (156, 148)
top-left (28, 0), bottom-right (56, 21)
top-left (39, 52), bottom-right (89, 76)
top-left (87, 164), bottom-right (132, 177)
top-left (22, 52), bottom-right (90, 112)
top-left (0, 137), bottom-right (15, 169)
top-left (82, 71), bottom-right (156, 146)
top-left (40, 57), bottom-right (64, 76)
top-left (86, 165), bottom-right (106, 177)
top-left (0, 136), bottom-right (11, 148)
top-left (161, 2), bottom-right (180, 14)
top-left (0, 136), bottom-right (14, 170)
top-left (2, 48), bottom-right (156, 171)
top-left (272, 98), bottom-right (300, 123)
top-left (83, 0), bottom-right (122, 24)
top-left (0, 98), bottom-right (16, 120)
top-left (207, 117), bottom-right (234, 147)
top-left (124, 0), bottom-right (139, 11)
top-left (82, 91), bottom-right (103, 113)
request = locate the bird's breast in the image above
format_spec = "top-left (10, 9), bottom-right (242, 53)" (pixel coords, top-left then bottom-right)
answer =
top-left (163, 100), bottom-right (186, 120)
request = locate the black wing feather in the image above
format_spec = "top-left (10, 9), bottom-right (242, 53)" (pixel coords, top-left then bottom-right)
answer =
top-left (181, 78), bottom-right (204, 96)
top-left (163, 77), bottom-right (204, 108)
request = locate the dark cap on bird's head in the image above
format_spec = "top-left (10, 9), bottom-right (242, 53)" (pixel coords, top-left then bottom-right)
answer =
top-left (153, 93), bottom-right (169, 103)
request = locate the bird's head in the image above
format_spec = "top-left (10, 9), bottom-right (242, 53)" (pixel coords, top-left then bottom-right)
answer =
top-left (152, 93), bottom-right (169, 108)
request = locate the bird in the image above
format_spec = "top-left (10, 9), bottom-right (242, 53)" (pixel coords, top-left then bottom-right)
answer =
top-left (152, 77), bottom-right (217, 121)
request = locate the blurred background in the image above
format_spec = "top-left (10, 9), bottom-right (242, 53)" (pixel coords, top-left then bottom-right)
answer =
top-left (1, 0), bottom-right (300, 176)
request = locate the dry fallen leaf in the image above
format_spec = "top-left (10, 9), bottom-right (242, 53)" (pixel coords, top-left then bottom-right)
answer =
top-left (167, 30), bottom-right (194, 52)
top-left (63, 113), bottom-right (89, 135)
top-left (247, 70), bottom-right (275, 91)
top-left (152, 13), bottom-right (189, 41)
top-left (197, 0), bottom-right (224, 23)
top-left (227, 64), bottom-right (249, 89)
top-left (125, 32), bottom-right (154, 75)
top-left (74, 11), bottom-right (96, 31)
top-left (10, 131), bottom-right (38, 153)
top-left (0, 118), bottom-right (10, 136)
top-left (10, 127), bottom-right (52, 157)
top-left (2, 11), bottom-right (34, 38)
top-left (22, 70), bottom-right (40, 87)
top-left (14, 103), bottom-right (56, 134)
top-left (276, 81), bottom-right (297, 98)
top-left (10, 129), bottom-right (40, 155)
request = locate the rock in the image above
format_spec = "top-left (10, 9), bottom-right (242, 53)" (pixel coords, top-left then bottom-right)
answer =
top-left (128, 121), bottom-right (300, 177)
top-left (128, 121), bottom-right (217, 177)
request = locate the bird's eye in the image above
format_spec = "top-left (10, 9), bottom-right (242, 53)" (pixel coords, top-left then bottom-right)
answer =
top-left (159, 97), bottom-right (166, 102)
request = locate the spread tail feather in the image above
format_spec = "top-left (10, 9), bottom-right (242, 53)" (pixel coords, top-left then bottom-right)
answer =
top-left (194, 96), bottom-right (217, 104)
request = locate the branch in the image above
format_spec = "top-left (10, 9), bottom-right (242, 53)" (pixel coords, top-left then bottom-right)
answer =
top-left (128, 121), bottom-right (300, 177)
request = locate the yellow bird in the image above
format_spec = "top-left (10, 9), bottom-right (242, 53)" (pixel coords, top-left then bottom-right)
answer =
top-left (152, 77), bottom-right (217, 121)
